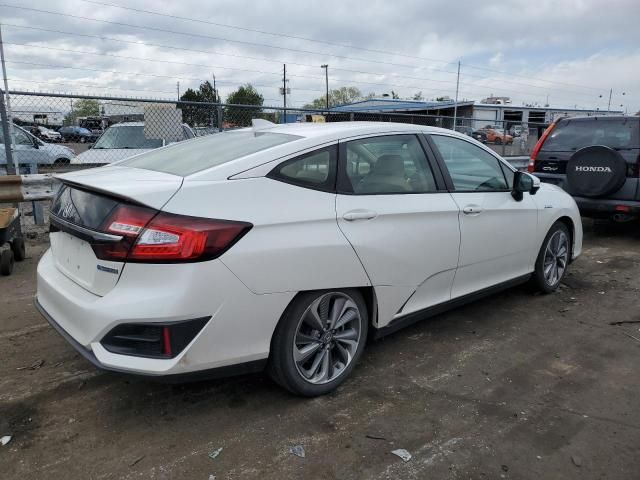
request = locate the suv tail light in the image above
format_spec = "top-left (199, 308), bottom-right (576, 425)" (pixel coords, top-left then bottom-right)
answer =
top-left (528, 122), bottom-right (557, 173)
top-left (93, 204), bottom-right (252, 263)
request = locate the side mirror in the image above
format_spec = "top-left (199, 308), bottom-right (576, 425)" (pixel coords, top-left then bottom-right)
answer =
top-left (511, 171), bottom-right (540, 201)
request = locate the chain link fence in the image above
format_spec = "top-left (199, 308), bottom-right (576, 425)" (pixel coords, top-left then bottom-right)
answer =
top-left (1, 91), bottom-right (542, 176)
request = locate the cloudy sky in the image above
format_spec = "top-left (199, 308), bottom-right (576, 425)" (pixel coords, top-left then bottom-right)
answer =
top-left (1, 0), bottom-right (639, 112)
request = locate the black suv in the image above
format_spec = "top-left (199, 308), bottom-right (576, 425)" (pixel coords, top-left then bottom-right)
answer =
top-left (529, 116), bottom-right (640, 222)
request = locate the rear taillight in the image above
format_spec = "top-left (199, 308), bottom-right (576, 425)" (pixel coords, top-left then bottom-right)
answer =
top-left (528, 122), bottom-right (556, 173)
top-left (93, 204), bottom-right (252, 263)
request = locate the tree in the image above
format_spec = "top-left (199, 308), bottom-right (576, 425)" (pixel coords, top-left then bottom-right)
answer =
top-left (412, 91), bottom-right (424, 101)
top-left (179, 81), bottom-right (221, 127)
top-left (304, 87), bottom-right (363, 109)
top-left (225, 84), bottom-right (264, 126)
top-left (64, 98), bottom-right (100, 125)
top-left (391, 90), bottom-right (399, 99)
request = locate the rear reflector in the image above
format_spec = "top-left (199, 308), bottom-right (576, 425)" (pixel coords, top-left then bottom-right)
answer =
top-left (93, 204), bottom-right (252, 263)
top-left (528, 122), bottom-right (557, 173)
top-left (101, 317), bottom-right (210, 359)
top-left (615, 205), bottom-right (631, 212)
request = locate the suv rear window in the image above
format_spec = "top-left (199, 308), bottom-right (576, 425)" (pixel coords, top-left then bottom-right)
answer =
top-left (542, 118), bottom-right (639, 152)
top-left (120, 130), bottom-right (302, 176)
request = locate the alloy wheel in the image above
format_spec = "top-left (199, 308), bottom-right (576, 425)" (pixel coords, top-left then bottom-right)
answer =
top-left (543, 230), bottom-right (569, 286)
top-left (292, 292), bottom-right (362, 385)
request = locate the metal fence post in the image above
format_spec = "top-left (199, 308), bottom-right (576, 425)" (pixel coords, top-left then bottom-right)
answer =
top-left (217, 104), bottom-right (223, 131)
top-left (349, 113), bottom-right (354, 122)
top-left (0, 86), bottom-right (14, 174)
top-left (27, 162), bottom-right (44, 225)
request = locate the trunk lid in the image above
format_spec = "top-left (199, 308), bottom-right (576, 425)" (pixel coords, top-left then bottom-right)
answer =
top-left (50, 166), bottom-right (183, 296)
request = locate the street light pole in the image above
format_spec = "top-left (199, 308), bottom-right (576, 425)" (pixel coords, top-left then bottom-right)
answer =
top-left (321, 64), bottom-right (329, 110)
top-left (452, 61), bottom-right (460, 130)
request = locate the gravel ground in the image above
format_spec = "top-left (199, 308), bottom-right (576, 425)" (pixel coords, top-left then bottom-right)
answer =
top-left (1, 219), bottom-right (639, 479)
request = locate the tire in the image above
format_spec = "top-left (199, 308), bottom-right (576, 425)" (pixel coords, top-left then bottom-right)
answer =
top-left (1, 249), bottom-right (15, 276)
top-left (80, 137), bottom-right (87, 144)
top-left (54, 158), bottom-right (70, 166)
top-left (566, 146), bottom-right (627, 197)
top-left (531, 222), bottom-right (570, 293)
top-left (11, 237), bottom-right (26, 262)
top-left (494, 138), bottom-right (502, 145)
top-left (268, 289), bottom-right (369, 397)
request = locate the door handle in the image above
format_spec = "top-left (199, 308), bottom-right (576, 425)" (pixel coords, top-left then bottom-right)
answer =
top-left (462, 205), bottom-right (483, 215)
top-left (343, 209), bottom-right (378, 221)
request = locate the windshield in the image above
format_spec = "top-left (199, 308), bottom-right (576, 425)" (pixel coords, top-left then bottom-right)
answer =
top-left (542, 118), bottom-right (640, 151)
top-left (120, 130), bottom-right (302, 176)
top-left (93, 125), bottom-right (163, 149)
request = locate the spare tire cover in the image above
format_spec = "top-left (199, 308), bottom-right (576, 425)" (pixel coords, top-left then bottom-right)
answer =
top-left (566, 145), bottom-right (627, 197)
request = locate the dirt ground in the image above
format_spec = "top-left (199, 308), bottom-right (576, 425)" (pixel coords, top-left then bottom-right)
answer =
top-left (1, 220), bottom-right (639, 480)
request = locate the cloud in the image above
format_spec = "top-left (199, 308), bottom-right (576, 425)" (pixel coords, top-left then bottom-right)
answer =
top-left (0, 0), bottom-right (638, 112)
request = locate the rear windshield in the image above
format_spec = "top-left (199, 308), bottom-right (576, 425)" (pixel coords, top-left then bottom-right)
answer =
top-left (542, 118), bottom-right (639, 151)
top-left (120, 130), bottom-right (302, 176)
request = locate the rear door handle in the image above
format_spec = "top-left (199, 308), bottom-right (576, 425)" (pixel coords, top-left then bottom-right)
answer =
top-left (343, 209), bottom-right (378, 221)
top-left (462, 205), bottom-right (483, 215)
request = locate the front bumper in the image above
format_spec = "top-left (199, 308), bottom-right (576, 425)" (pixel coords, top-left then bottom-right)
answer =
top-left (36, 248), bottom-right (294, 378)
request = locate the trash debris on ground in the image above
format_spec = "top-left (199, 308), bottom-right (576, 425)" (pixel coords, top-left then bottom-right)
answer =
top-left (501, 465), bottom-right (509, 472)
top-left (129, 455), bottom-right (145, 467)
top-left (208, 475), bottom-right (216, 480)
top-left (559, 307), bottom-right (571, 313)
top-left (208, 447), bottom-right (223, 460)
top-left (391, 449), bottom-right (412, 462)
top-left (609, 320), bottom-right (640, 326)
top-left (289, 445), bottom-right (305, 458)
top-left (1, 435), bottom-right (12, 446)
top-left (17, 359), bottom-right (45, 371)
top-left (365, 434), bottom-right (386, 440)
top-left (571, 455), bottom-right (582, 467)
top-left (622, 332), bottom-right (640, 343)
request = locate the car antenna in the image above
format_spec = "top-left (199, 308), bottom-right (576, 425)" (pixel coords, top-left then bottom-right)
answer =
top-left (251, 119), bottom-right (277, 131)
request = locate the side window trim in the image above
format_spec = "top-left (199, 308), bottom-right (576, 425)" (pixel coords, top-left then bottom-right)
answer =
top-left (267, 144), bottom-right (338, 193)
top-left (425, 133), bottom-right (512, 193)
top-left (337, 133), bottom-right (446, 195)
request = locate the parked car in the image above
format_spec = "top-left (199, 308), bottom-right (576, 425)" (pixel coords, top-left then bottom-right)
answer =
top-left (193, 126), bottom-right (220, 137)
top-left (454, 126), bottom-right (473, 137)
top-left (486, 129), bottom-right (514, 145)
top-left (34, 126), bottom-right (62, 143)
top-left (58, 126), bottom-right (100, 143)
top-left (472, 130), bottom-right (488, 143)
top-left (37, 121), bottom-right (582, 396)
top-left (72, 121), bottom-right (196, 164)
top-left (0, 124), bottom-right (75, 166)
top-left (529, 115), bottom-right (640, 222)
top-left (509, 125), bottom-right (523, 137)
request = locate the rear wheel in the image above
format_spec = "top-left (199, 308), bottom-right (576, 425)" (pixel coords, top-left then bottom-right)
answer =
top-left (494, 138), bottom-right (502, 145)
top-left (531, 222), bottom-right (570, 293)
top-left (1, 249), bottom-right (15, 276)
top-left (269, 289), bottom-right (368, 396)
top-left (11, 237), bottom-right (26, 262)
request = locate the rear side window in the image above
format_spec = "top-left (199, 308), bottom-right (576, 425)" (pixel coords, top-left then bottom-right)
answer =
top-left (542, 118), bottom-right (640, 151)
top-left (340, 135), bottom-right (437, 194)
top-left (268, 145), bottom-right (337, 192)
top-left (120, 130), bottom-right (302, 176)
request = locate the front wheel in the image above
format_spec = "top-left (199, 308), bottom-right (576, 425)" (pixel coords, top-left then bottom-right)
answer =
top-left (1, 249), bottom-right (15, 276)
top-left (531, 222), bottom-right (570, 293)
top-left (268, 289), bottom-right (368, 396)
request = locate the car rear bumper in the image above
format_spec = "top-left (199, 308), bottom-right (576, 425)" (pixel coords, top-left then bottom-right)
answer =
top-left (36, 248), bottom-right (294, 378)
top-left (536, 173), bottom-right (640, 217)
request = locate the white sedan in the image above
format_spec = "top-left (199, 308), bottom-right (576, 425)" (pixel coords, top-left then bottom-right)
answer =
top-left (36, 121), bottom-right (582, 396)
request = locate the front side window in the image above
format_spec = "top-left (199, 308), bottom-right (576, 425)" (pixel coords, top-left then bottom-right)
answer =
top-left (341, 135), bottom-right (437, 194)
top-left (269, 145), bottom-right (336, 191)
top-left (14, 128), bottom-right (33, 146)
top-left (431, 135), bottom-right (508, 191)
top-left (93, 126), bottom-right (164, 150)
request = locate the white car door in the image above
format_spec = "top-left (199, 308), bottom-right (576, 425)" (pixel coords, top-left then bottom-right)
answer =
top-left (428, 134), bottom-right (538, 299)
top-left (335, 134), bottom-right (460, 327)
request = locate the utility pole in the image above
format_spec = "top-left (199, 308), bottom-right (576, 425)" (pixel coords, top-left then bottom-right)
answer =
top-left (283, 64), bottom-right (287, 123)
top-left (321, 64), bottom-right (329, 110)
top-left (177, 81), bottom-right (180, 100)
top-left (452, 61), bottom-right (460, 131)
top-left (0, 23), bottom-right (16, 174)
top-left (607, 88), bottom-right (612, 114)
top-left (212, 72), bottom-right (217, 102)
